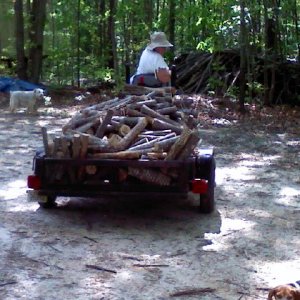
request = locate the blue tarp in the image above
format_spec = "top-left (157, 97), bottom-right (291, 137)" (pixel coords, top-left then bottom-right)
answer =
top-left (0, 77), bottom-right (45, 92)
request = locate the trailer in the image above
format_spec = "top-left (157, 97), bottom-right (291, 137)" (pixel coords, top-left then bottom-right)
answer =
top-left (27, 86), bottom-right (216, 213)
top-left (27, 147), bottom-right (215, 213)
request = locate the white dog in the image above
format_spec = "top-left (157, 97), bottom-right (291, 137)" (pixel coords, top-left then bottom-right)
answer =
top-left (9, 88), bottom-right (45, 114)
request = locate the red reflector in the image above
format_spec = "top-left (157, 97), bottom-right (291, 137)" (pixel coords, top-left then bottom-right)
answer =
top-left (191, 179), bottom-right (208, 194)
top-left (27, 175), bottom-right (41, 190)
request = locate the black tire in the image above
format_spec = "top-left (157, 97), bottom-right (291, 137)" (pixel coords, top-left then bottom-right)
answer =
top-left (38, 195), bottom-right (57, 209)
top-left (196, 154), bottom-right (216, 214)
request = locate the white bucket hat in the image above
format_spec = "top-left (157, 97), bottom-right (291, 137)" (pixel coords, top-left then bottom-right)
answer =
top-left (146, 32), bottom-right (173, 50)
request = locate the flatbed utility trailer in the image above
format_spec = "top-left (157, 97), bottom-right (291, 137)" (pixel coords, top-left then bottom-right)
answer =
top-left (27, 148), bottom-right (215, 213)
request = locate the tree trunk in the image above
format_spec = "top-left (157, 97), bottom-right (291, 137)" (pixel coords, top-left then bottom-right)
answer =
top-left (107, 0), bottom-right (117, 73)
top-left (168, 0), bottom-right (175, 56)
top-left (239, 0), bottom-right (246, 113)
top-left (144, 0), bottom-right (153, 32)
top-left (14, 0), bottom-right (28, 80)
top-left (76, 0), bottom-right (81, 87)
top-left (28, 0), bottom-right (47, 83)
top-left (293, 0), bottom-right (300, 62)
top-left (97, 0), bottom-right (106, 60)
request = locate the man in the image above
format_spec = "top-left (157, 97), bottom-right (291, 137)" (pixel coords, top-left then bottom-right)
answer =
top-left (130, 31), bottom-right (173, 87)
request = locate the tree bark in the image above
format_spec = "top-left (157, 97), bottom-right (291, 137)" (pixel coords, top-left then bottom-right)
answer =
top-left (144, 0), bottom-right (153, 31)
top-left (107, 0), bottom-right (117, 73)
top-left (14, 0), bottom-right (28, 80)
top-left (239, 0), bottom-right (246, 113)
top-left (28, 0), bottom-right (47, 83)
top-left (168, 0), bottom-right (175, 56)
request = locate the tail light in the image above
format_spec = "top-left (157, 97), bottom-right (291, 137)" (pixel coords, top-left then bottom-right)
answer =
top-left (191, 179), bottom-right (208, 194)
top-left (27, 175), bottom-right (41, 190)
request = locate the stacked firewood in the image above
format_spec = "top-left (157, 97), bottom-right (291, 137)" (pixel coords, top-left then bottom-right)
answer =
top-left (42, 85), bottom-right (201, 163)
top-left (40, 85), bottom-right (204, 186)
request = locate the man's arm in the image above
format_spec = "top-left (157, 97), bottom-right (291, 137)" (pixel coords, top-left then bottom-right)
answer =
top-left (155, 68), bottom-right (171, 83)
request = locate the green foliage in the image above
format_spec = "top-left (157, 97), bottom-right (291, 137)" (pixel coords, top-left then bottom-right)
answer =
top-left (0, 0), bottom-right (299, 93)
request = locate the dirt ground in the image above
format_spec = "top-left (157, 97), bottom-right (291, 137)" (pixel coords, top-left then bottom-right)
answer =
top-left (0, 94), bottom-right (300, 300)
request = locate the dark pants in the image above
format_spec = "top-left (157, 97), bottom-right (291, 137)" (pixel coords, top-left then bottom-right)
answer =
top-left (132, 73), bottom-right (162, 88)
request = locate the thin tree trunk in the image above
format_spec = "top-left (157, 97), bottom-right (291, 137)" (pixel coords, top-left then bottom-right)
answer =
top-left (239, 0), bottom-right (246, 112)
top-left (97, 0), bottom-right (106, 60)
top-left (107, 0), bottom-right (117, 73)
top-left (144, 0), bottom-right (153, 32)
top-left (168, 0), bottom-right (175, 55)
top-left (76, 0), bottom-right (81, 87)
top-left (14, 0), bottom-right (27, 80)
top-left (28, 0), bottom-right (47, 83)
top-left (293, 0), bottom-right (300, 61)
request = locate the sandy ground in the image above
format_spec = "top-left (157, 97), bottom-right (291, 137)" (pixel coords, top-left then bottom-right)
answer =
top-left (0, 101), bottom-right (300, 300)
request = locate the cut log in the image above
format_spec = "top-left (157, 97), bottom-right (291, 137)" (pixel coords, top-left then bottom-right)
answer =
top-left (62, 113), bottom-right (101, 133)
top-left (52, 136), bottom-right (63, 158)
top-left (130, 137), bottom-right (149, 148)
top-left (72, 134), bottom-right (81, 158)
top-left (79, 133), bottom-right (89, 158)
top-left (90, 150), bottom-right (142, 160)
top-left (128, 132), bottom-right (176, 151)
top-left (154, 96), bottom-right (173, 103)
top-left (108, 134), bottom-right (122, 148)
top-left (76, 133), bottom-right (90, 179)
top-left (112, 116), bottom-right (140, 127)
top-left (82, 97), bottom-right (119, 112)
top-left (126, 108), bottom-right (147, 117)
top-left (151, 118), bottom-right (183, 135)
top-left (41, 127), bottom-right (50, 156)
top-left (156, 102), bottom-right (171, 109)
top-left (95, 109), bottom-right (114, 138)
top-left (140, 104), bottom-right (181, 127)
top-left (50, 136), bottom-right (71, 181)
top-left (118, 124), bottom-right (131, 137)
top-left (165, 126), bottom-right (192, 160)
top-left (128, 167), bottom-right (171, 186)
top-left (61, 136), bottom-right (71, 157)
top-left (157, 106), bottom-right (178, 115)
top-left (177, 130), bottom-right (201, 159)
top-left (112, 96), bottom-right (136, 111)
top-left (65, 130), bottom-right (109, 151)
top-left (185, 115), bottom-right (197, 129)
top-left (123, 84), bottom-right (174, 96)
top-left (109, 120), bottom-right (122, 131)
top-left (115, 117), bottom-right (148, 151)
top-left (153, 136), bottom-right (179, 152)
top-left (143, 130), bottom-right (172, 136)
top-left (75, 118), bottom-right (100, 133)
top-left (145, 152), bottom-right (168, 160)
top-left (128, 99), bottom-right (157, 109)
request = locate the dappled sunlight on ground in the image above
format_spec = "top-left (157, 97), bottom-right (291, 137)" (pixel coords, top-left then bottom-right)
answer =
top-left (0, 179), bottom-right (39, 212)
top-left (1, 98), bottom-right (300, 299)
top-left (203, 217), bottom-right (256, 252)
top-left (260, 260), bottom-right (300, 287)
top-left (0, 179), bottom-right (26, 200)
top-left (277, 186), bottom-right (300, 207)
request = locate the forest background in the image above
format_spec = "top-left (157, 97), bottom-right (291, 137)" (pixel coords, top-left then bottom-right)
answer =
top-left (0, 0), bottom-right (299, 107)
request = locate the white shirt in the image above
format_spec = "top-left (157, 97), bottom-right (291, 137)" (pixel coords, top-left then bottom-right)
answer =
top-left (130, 48), bottom-right (169, 83)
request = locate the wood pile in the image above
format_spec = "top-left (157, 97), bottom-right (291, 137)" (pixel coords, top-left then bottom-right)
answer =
top-left (175, 50), bottom-right (300, 105)
top-left (175, 50), bottom-right (241, 95)
top-left (41, 85), bottom-right (202, 186)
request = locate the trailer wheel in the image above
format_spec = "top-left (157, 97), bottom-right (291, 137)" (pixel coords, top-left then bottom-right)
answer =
top-left (38, 196), bottom-right (57, 209)
top-left (196, 154), bottom-right (216, 214)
